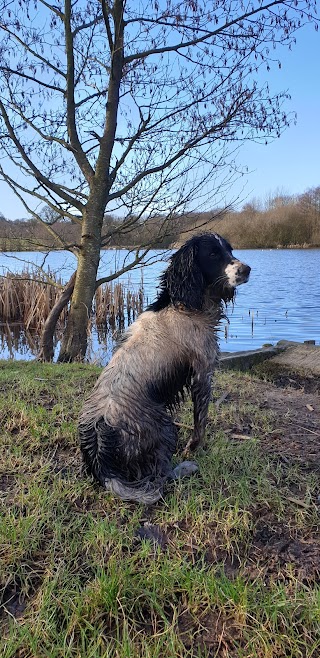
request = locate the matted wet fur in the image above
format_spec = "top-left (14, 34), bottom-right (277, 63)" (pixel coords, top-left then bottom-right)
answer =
top-left (79, 233), bottom-right (251, 503)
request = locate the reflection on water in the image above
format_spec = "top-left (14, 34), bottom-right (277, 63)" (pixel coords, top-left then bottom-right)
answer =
top-left (0, 323), bottom-right (40, 360)
top-left (0, 316), bottom-right (129, 364)
top-left (0, 248), bottom-right (319, 363)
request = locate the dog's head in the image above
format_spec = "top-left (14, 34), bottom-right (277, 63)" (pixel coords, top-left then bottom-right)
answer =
top-left (164, 232), bottom-right (251, 310)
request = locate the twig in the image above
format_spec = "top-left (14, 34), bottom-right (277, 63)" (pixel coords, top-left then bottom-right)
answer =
top-left (174, 421), bottom-right (193, 431)
top-left (286, 422), bottom-right (320, 437)
top-left (287, 496), bottom-right (310, 509)
top-left (214, 391), bottom-right (230, 408)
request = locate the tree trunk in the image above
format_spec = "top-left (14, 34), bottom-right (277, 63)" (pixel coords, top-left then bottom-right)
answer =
top-left (57, 205), bottom-right (104, 362)
top-left (38, 272), bottom-right (76, 362)
top-left (57, 0), bottom-right (124, 362)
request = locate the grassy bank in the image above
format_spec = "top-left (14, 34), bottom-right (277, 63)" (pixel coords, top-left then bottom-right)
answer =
top-left (0, 361), bottom-right (319, 657)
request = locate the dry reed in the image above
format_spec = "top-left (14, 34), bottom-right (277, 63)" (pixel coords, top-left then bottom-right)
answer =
top-left (0, 271), bottom-right (66, 331)
top-left (0, 270), bottom-right (145, 335)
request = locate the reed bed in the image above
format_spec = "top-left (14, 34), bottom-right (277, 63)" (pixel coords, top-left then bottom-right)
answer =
top-left (0, 270), bottom-right (145, 337)
top-left (94, 281), bottom-right (144, 331)
top-left (0, 271), bottom-right (66, 331)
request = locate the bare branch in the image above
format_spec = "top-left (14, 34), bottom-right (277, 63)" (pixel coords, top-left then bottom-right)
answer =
top-left (6, 97), bottom-right (73, 153)
top-left (64, 0), bottom-right (95, 183)
top-left (94, 0), bottom-right (124, 191)
top-left (0, 165), bottom-right (81, 223)
top-left (0, 67), bottom-right (64, 94)
top-left (95, 248), bottom-right (149, 287)
top-left (110, 114), bottom-right (150, 182)
top-left (73, 15), bottom-right (103, 37)
top-left (0, 24), bottom-right (66, 79)
top-left (38, 0), bottom-right (64, 19)
top-left (124, 0), bottom-right (286, 64)
top-left (109, 95), bottom-right (248, 201)
top-left (101, 0), bottom-right (114, 53)
top-left (0, 174), bottom-right (71, 251)
top-left (0, 100), bottom-right (84, 211)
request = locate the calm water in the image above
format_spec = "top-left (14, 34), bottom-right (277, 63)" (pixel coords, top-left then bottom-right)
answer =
top-left (0, 248), bottom-right (319, 363)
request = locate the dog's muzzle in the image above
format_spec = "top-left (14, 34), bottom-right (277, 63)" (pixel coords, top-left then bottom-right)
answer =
top-left (225, 261), bottom-right (251, 287)
top-left (236, 263), bottom-right (251, 285)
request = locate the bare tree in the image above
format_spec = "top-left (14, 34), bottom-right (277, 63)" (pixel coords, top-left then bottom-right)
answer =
top-left (0, 0), bottom-right (317, 361)
top-left (298, 186), bottom-right (320, 217)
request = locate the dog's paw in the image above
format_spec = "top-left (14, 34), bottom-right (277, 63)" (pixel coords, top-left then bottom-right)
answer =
top-left (172, 460), bottom-right (198, 480)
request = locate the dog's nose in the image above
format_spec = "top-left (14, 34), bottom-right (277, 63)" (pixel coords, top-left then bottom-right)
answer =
top-left (240, 264), bottom-right (251, 277)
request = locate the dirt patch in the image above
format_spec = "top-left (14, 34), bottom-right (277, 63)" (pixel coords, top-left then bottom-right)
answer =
top-left (214, 374), bottom-right (320, 471)
top-left (252, 383), bottom-right (319, 470)
top-left (0, 584), bottom-right (27, 621)
top-left (0, 474), bottom-right (16, 494)
top-left (171, 517), bottom-right (320, 587)
top-left (178, 609), bottom-right (242, 656)
top-left (254, 360), bottom-right (320, 394)
top-left (267, 344), bottom-right (320, 377)
top-left (247, 517), bottom-right (320, 584)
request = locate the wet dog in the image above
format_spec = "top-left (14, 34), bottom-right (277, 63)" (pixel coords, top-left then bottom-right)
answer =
top-left (79, 233), bottom-right (250, 503)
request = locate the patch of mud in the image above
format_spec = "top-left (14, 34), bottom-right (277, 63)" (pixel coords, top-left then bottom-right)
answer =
top-left (252, 383), bottom-right (319, 469)
top-left (178, 609), bottom-right (242, 656)
top-left (0, 583), bottom-right (27, 621)
top-left (0, 474), bottom-right (16, 493)
top-left (215, 375), bottom-right (320, 470)
top-left (247, 518), bottom-right (320, 583)
top-left (254, 360), bottom-right (320, 393)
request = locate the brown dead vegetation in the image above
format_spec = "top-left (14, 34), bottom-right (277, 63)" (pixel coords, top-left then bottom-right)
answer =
top-left (1, 186), bottom-right (320, 251)
top-left (0, 271), bottom-right (144, 334)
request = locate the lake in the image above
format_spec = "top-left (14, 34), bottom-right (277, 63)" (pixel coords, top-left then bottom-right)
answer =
top-left (0, 248), bottom-right (319, 364)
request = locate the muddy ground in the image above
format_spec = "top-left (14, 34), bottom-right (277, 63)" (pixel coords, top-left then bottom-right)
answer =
top-left (206, 371), bottom-right (320, 584)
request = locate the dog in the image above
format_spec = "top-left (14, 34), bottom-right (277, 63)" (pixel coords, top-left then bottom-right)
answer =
top-left (79, 233), bottom-right (251, 503)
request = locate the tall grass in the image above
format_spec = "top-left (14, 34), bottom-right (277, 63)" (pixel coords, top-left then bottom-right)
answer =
top-left (0, 271), bottom-right (67, 330)
top-left (0, 271), bottom-right (144, 335)
top-left (94, 280), bottom-right (144, 331)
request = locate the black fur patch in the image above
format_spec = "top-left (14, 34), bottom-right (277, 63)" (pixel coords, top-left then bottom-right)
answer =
top-left (146, 362), bottom-right (193, 410)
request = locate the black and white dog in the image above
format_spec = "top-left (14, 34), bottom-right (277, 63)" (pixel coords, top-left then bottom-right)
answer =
top-left (79, 233), bottom-right (250, 503)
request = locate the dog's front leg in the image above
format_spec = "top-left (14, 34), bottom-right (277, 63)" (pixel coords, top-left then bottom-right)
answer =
top-left (184, 371), bottom-right (212, 453)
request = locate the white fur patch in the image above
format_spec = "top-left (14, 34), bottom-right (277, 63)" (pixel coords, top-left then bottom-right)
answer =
top-left (225, 261), bottom-right (241, 287)
top-left (213, 233), bottom-right (223, 247)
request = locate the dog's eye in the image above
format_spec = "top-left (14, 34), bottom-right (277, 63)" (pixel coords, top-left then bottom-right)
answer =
top-left (210, 253), bottom-right (217, 259)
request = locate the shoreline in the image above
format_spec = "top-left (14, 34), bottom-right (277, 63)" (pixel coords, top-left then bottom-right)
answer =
top-left (1, 243), bottom-right (320, 253)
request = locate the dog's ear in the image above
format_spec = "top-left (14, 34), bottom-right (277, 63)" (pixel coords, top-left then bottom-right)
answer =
top-left (165, 240), bottom-right (205, 310)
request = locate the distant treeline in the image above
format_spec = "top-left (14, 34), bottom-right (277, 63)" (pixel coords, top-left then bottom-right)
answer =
top-left (0, 186), bottom-right (319, 251)
top-left (180, 185), bottom-right (320, 249)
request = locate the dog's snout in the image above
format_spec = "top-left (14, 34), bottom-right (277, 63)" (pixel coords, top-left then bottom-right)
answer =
top-left (239, 263), bottom-right (251, 277)
top-left (225, 259), bottom-right (251, 288)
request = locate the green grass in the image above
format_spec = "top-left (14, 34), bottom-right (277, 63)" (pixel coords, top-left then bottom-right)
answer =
top-left (0, 361), bottom-right (319, 657)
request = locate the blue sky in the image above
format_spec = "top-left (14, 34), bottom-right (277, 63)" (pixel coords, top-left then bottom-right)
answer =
top-left (232, 22), bottom-right (320, 207)
top-left (0, 20), bottom-right (319, 219)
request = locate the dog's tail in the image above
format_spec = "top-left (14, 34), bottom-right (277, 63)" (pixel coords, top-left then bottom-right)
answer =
top-left (79, 419), bottom-right (165, 504)
top-left (105, 478), bottom-right (163, 504)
